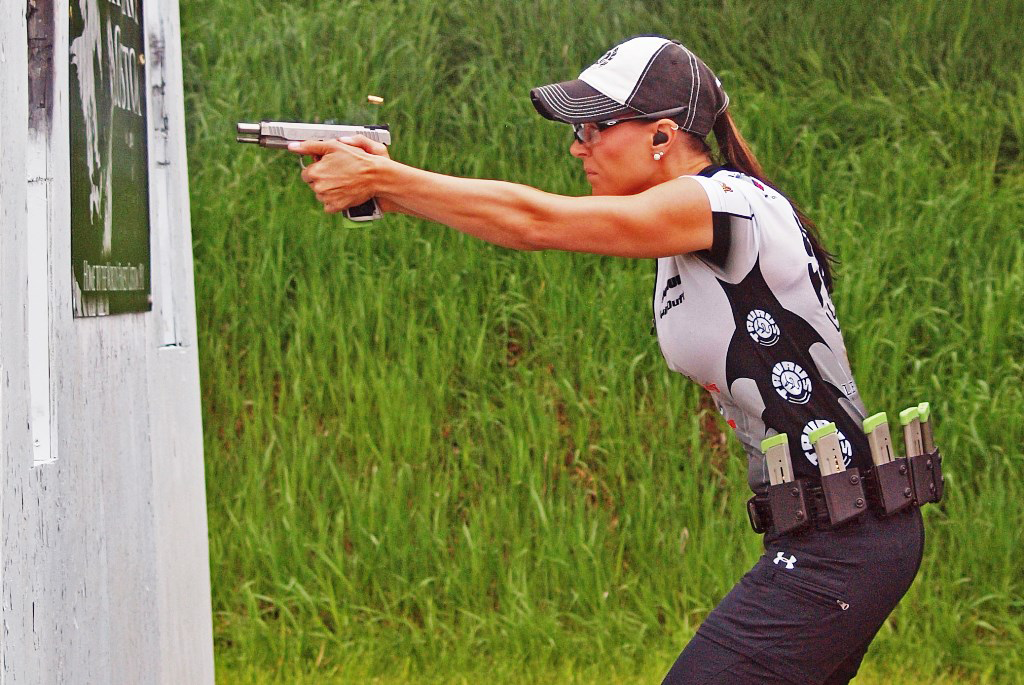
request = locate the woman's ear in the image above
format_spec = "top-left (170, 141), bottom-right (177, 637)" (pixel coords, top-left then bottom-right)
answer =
top-left (652, 120), bottom-right (680, 147)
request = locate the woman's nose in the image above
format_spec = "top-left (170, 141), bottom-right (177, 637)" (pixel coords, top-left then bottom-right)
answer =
top-left (570, 139), bottom-right (589, 158)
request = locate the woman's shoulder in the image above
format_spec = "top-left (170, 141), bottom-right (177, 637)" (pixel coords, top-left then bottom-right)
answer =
top-left (698, 169), bottom-right (803, 230)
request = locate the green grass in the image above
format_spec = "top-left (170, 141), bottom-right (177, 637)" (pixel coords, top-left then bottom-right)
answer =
top-left (182, 0), bottom-right (1024, 682)
top-left (214, 659), bottom-right (985, 685)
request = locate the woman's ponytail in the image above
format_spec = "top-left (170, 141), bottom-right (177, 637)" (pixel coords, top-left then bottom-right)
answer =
top-left (710, 110), bottom-right (836, 291)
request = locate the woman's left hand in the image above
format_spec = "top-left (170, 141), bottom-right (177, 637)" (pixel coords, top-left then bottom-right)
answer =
top-left (288, 135), bottom-right (389, 214)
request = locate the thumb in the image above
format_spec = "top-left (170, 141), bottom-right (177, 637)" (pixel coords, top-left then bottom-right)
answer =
top-left (338, 134), bottom-right (390, 158)
top-left (287, 139), bottom-right (344, 156)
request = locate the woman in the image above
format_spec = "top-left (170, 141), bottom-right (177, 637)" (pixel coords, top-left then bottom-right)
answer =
top-left (291, 35), bottom-right (925, 685)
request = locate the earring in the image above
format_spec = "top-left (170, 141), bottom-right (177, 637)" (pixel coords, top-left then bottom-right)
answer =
top-left (653, 152), bottom-right (664, 161)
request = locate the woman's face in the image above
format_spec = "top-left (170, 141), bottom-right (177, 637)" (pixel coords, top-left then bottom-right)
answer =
top-left (570, 120), bottom-right (657, 196)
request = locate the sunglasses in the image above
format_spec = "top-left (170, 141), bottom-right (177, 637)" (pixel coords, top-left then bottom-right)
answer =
top-left (571, 106), bottom-right (689, 145)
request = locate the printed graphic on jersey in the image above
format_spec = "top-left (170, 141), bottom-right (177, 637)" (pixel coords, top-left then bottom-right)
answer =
top-left (771, 361), bottom-right (811, 404)
top-left (662, 275), bottom-right (682, 299)
top-left (801, 419), bottom-right (853, 467)
top-left (746, 309), bottom-right (780, 346)
top-left (799, 222), bottom-right (840, 333)
top-left (718, 259), bottom-right (870, 481)
top-left (660, 294), bottom-right (685, 319)
top-left (659, 276), bottom-right (685, 319)
top-left (727, 171), bottom-right (778, 199)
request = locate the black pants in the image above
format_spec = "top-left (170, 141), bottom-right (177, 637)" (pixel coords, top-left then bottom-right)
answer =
top-left (662, 506), bottom-right (925, 684)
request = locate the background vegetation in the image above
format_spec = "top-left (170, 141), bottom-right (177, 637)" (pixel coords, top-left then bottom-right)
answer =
top-left (180, 0), bottom-right (1024, 682)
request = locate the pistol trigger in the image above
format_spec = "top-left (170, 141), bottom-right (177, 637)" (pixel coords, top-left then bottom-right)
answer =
top-left (298, 154), bottom-right (323, 169)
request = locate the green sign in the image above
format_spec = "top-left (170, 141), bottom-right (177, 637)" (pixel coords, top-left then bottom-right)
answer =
top-left (69, 0), bottom-right (151, 317)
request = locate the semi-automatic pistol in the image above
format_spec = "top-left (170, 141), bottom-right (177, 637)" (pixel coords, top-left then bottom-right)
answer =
top-left (235, 121), bottom-right (391, 149)
top-left (236, 121), bottom-right (392, 221)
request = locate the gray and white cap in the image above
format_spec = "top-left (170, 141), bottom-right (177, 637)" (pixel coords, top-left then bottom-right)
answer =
top-left (530, 36), bottom-right (729, 138)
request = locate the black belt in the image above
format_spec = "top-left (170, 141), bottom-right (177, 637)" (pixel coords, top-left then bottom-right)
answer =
top-left (747, 450), bottom-right (944, 535)
top-left (747, 480), bottom-right (836, 534)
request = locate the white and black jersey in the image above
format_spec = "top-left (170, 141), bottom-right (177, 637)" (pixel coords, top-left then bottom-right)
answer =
top-left (653, 166), bottom-right (869, 494)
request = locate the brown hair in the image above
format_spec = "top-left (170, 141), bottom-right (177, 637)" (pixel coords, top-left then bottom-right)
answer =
top-left (682, 110), bottom-right (836, 290)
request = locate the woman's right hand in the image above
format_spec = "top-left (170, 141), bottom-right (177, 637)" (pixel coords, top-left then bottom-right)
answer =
top-left (289, 135), bottom-right (393, 214)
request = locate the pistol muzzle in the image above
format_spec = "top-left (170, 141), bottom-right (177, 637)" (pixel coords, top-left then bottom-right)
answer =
top-left (236, 122), bottom-right (261, 144)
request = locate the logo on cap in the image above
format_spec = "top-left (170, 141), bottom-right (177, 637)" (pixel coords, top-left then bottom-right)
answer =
top-left (596, 47), bottom-right (619, 67)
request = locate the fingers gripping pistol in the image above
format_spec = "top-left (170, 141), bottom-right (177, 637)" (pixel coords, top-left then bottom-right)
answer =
top-left (236, 121), bottom-right (392, 221)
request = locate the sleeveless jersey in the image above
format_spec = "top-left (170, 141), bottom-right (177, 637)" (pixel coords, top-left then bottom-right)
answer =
top-left (653, 166), bottom-right (870, 494)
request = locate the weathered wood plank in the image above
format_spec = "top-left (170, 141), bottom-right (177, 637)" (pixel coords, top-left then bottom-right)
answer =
top-left (1, 2), bottom-right (37, 680)
top-left (2, 0), bottom-right (213, 681)
top-left (144, 0), bottom-right (215, 680)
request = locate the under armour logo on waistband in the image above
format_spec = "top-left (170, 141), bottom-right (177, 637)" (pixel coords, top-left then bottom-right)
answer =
top-left (773, 552), bottom-right (797, 570)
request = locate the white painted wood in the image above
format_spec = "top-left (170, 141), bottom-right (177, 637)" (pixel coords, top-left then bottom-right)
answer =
top-left (27, 129), bottom-right (54, 465)
top-left (1, 0), bottom-right (214, 682)
top-left (1, 4), bottom-right (38, 682)
top-left (143, 0), bottom-right (215, 681)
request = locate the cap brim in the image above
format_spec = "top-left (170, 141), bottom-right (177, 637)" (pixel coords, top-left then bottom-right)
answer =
top-left (530, 80), bottom-right (636, 124)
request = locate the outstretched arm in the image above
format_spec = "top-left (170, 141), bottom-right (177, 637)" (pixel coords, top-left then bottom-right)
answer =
top-left (290, 137), bottom-right (714, 259)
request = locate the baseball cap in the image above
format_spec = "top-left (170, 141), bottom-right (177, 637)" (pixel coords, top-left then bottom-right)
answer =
top-left (530, 36), bottom-right (729, 138)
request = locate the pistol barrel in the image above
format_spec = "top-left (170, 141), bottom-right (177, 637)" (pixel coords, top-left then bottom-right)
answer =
top-left (236, 122), bottom-right (261, 144)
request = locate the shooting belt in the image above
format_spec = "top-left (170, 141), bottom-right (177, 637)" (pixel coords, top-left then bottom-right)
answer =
top-left (747, 448), bottom-right (944, 535)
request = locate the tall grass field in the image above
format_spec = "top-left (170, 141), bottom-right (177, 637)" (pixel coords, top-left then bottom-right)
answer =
top-left (181, 1), bottom-right (1024, 682)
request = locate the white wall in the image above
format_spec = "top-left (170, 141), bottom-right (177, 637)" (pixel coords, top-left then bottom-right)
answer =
top-left (0, 0), bottom-right (214, 682)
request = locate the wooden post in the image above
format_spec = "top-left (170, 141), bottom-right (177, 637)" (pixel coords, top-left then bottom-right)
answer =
top-left (1, 0), bottom-right (214, 681)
